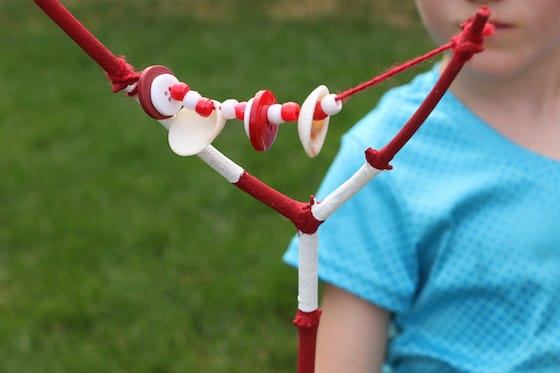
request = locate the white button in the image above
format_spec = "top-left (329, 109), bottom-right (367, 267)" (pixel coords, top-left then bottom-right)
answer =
top-left (150, 73), bottom-right (182, 117)
top-left (168, 103), bottom-right (226, 156)
top-left (298, 85), bottom-right (331, 157)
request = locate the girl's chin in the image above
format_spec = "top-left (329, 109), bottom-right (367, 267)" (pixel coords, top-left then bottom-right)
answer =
top-left (462, 52), bottom-right (526, 81)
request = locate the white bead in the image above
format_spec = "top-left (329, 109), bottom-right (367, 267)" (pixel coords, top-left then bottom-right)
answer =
top-left (183, 90), bottom-right (202, 111)
top-left (267, 104), bottom-right (284, 124)
top-left (320, 94), bottom-right (342, 116)
top-left (126, 82), bottom-right (138, 95)
top-left (221, 99), bottom-right (239, 120)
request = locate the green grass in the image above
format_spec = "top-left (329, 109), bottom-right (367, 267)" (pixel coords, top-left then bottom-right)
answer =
top-left (0, 2), bottom-right (432, 372)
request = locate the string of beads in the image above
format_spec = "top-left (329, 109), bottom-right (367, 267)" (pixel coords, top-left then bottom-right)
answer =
top-left (132, 39), bottom-right (464, 155)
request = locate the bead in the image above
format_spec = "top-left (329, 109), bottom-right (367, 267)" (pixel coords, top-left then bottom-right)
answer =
top-left (281, 102), bottom-right (300, 122)
top-left (298, 85), bottom-right (332, 157)
top-left (267, 104), bottom-right (284, 124)
top-left (313, 102), bottom-right (328, 121)
top-left (183, 90), bottom-right (202, 111)
top-left (320, 94), bottom-right (342, 116)
top-left (235, 102), bottom-right (247, 121)
top-left (221, 99), bottom-right (239, 120)
top-left (170, 82), bottom-right (190, 101)
top-left (126, 82), bottom-right (138, 97)
top-left (196, 98), bottom-right (215, 117)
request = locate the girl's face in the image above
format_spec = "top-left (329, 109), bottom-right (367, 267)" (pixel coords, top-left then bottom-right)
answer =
top-left (414, 0), bottom-right (560, 80)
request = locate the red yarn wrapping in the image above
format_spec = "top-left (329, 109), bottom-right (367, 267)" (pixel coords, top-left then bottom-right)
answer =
top-left (106, 57), bottom-right (140, 93)
top-left (293, 309), bottom-right (322, 373)
top-left (234, 172), bottom-right (323, 234)
top-left (34, 0), bottom-right (139, 92)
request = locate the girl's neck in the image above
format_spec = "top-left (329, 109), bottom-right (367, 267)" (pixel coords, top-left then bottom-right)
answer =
top-left (446, 51), bottom-right (560, 112)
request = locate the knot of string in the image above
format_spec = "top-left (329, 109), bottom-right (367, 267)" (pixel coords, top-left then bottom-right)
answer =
top-left (451, 17), bottom-right (494, 60)
top-left (452, 39), bottom-right (484, 59)
top-left (106, 56), bottom-right (140, 93)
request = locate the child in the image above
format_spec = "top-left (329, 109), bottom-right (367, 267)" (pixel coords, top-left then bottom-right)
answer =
top-left (283, 0), bottom-right (560, 371)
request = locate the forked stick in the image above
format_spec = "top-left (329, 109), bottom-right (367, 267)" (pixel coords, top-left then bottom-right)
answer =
top-left (33, 2), bottom-right (492, 372)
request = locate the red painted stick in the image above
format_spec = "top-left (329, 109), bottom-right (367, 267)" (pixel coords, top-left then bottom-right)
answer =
top-left (366, 6), bottom-right (492, 171)
top-left (293, 309), bottom-right (322, 373)
top-left (234, 171), bottom-right (323, 234)
top-left (34, 0), bottom-right (138, 92)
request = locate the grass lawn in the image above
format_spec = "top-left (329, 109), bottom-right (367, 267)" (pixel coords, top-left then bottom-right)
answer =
top-left (0, 1), bottom-right (433, 372)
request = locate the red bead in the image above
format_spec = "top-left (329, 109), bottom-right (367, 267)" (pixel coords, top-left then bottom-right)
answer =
top-left (281, 102), bottom-right (300, 122)
top-left (170, 82), bottom-right (190, 101)
top-left (195, 98), bottom-right (215, 117)
top-left (313, 102), bottom-right (328, 121)
top-left (235, 102), bottom-right (247, 121)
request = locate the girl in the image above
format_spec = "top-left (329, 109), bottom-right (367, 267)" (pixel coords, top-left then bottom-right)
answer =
top-left (284, 1), bottom-right (560, 371)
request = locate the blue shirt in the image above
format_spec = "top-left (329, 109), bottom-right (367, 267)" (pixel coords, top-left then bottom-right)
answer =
top-left (283, 65), bottom-right (560, 372)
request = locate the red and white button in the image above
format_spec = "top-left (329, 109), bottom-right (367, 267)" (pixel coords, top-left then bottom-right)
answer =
top-left (244, 90), bottom-right (280, 152)
top-left (137, 65), bottom-right (182, 119)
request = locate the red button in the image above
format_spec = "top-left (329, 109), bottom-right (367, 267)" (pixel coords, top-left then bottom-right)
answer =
top-left (247, 90), bottom-right (279, 152)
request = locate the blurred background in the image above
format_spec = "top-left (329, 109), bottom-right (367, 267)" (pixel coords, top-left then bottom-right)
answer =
top-left (0, 1), bottom-right (432, 372)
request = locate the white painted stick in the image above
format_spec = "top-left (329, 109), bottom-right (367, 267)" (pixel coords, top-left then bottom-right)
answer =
top-left (298, 231), bottom-right (319, 312)
top-left (197, 145), bottom-right (245, 184)
top-left (311, 161), bottom-right (383, 221)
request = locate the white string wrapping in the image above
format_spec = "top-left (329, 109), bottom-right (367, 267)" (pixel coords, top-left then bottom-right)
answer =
top-left (298, 231), bottom-right (319, 312)
top-left (312, 161), bottom-right (383, 221)
top-left (197, 145), bottom-right (244, 183)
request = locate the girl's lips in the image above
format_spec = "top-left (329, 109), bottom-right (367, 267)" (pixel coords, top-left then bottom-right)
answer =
top-left (456, 18), bottom-right (513, 32)
top-left (489, 20), bottom-right (514, 30)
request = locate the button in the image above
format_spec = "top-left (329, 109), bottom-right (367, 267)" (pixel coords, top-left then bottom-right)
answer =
top-left (151, 73), bottom-right (182, 117)
top-left (298, 85), bottom-right (331, 157)
top-left (168, 103), bottom-right (226, 156)
top-left (137, 65), bottom-right (180, 119)
top-left (246, 90), bottom-right (279, 152)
